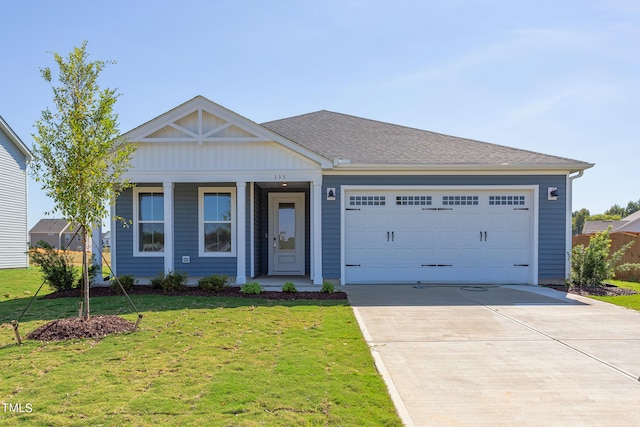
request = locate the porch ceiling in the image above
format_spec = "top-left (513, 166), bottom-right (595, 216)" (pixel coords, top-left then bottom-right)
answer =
top-left (257, 181), bottom-right (310, 189)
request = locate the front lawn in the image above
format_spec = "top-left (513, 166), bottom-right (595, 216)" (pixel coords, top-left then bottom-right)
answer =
top-left (0, 268), bottom-right (401, 426)
top-left (587, 279), bottom-right (640, 311)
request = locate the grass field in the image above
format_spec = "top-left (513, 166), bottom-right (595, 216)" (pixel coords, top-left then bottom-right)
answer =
top-left (0, 268), bottom-right (402, 426)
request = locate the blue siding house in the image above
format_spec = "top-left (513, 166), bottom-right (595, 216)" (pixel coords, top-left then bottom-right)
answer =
top-left (112, 96), bottom-right (592, 286)
top-left (0, 116), bottom-right (32, 269)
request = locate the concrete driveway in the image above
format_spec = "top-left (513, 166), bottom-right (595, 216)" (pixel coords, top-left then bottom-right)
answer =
top-left (345, 284), bottom-right (640, 427)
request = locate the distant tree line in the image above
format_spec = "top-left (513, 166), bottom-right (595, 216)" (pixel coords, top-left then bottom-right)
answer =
top-left (572, 198), bottom-right (640, 235)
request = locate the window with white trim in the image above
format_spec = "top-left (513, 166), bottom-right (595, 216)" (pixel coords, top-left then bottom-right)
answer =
top-left (134, 187), bottom-right (164, 255)
top-left (199, 187), bottom-right (236, 257)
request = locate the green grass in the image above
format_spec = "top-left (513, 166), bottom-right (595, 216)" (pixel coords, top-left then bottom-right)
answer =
top-left (0, 268), bottom-right (401, 426)
top-left (587, 279), bottom-right (640, 311)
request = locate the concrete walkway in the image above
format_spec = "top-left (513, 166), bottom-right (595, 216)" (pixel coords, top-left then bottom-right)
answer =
top-left (345, 284), bottom-right (640, 427)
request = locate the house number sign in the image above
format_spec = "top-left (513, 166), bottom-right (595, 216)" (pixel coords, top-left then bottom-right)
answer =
top-left (274, 174), bottom-right (286, 180)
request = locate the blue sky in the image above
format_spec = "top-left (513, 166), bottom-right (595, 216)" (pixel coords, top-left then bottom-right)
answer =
top-left (1, 0), bottom-right (638, 230)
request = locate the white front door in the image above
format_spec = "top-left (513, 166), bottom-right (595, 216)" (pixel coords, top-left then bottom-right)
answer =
top-left (269, 193), bottom-right (305, 275)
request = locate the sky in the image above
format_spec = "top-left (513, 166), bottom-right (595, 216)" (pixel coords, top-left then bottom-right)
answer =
top-left (1, 0), bottom-right (638, 231)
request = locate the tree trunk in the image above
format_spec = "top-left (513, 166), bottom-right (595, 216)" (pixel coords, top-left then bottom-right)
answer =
top-left (81, 226), bottom-right (90, 320)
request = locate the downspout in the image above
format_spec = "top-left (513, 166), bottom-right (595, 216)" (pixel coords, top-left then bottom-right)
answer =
top-left (566, 170), bottom-right (585, 282)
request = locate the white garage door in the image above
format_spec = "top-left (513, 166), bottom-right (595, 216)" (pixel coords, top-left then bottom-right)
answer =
top-left (344, 189), bottom-right (533, 284)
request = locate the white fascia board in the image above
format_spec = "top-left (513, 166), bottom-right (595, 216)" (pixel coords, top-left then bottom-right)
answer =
top-left (325, 167), bottom-right (587, 176)
top-left (123, 170), bottom-right (323, 184)
top-left (0, 115), bottom-right (33, 161)
top-left (326, 163), bottom-right (594, 174)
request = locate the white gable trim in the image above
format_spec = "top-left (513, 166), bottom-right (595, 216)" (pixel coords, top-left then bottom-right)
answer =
top-left (122, 96), bottom-right (332, 169)
top-left (0, 115), bottom-right (32, 161)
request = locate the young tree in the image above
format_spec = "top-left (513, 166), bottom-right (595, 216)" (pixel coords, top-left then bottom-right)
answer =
top-left (31, 41), bottom-right (136, 320)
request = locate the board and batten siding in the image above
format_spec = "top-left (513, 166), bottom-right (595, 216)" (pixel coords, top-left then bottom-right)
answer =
top-left (0, 129), bottom-right (29, 269)
top-left (130, 141), bottom-right (320, 173)
top-left (321, 175), bottom-right (569, 283)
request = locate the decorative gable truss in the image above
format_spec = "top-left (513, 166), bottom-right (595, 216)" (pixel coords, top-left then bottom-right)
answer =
top-left (122, 96), bottom-right (332, 180)
top-left (141, 108), bottom-right (268, 144)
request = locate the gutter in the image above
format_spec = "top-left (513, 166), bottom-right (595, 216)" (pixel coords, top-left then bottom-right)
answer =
top-left (329, 162), bottom-right (595, 173)
top-left (566, 169), bottom-right (587, 281)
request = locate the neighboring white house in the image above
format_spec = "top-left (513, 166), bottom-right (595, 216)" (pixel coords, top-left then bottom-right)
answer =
top-left (102, 230), bottom-right (111, 248)
top-left (0, 115), bottom-right (32, 269)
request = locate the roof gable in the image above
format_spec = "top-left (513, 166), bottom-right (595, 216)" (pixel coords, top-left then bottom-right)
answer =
top-left (0, 115), bottom-right (32, 161)
top-left (262, 110), bottom-right (593, 172)
top-left (122, 96), bottom-right (331, 168)
top-left (29, 219), bottom-right (74, 234)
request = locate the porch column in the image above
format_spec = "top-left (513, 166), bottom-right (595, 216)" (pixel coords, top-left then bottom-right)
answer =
top-left (163, 182), bottom-right (174, 273)
top-left (236, 181), bottom-right (247, 285)
top-left (92, 223), bottom-right (103, 279)
top-left (311, 181), bottom-right (323, 285)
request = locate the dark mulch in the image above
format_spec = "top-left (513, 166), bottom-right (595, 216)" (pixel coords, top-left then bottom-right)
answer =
top-left (542, 283), bottom-right (638, 297)
top-left (27, 315), bottom-right (135, 342)
top-left (40, 285), bottom-right (348, 301)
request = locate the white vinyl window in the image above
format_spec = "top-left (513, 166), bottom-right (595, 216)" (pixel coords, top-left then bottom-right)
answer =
top-left (199, 187), bottom-right (236, 257)
top-left (134, 187), bottom-right (164, 256)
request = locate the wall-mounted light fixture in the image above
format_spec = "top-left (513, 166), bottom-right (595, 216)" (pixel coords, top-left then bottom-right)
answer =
top-left (327, 187), bottom-right (336, 201)
top-left (548, 187), bottom-right (558, 201)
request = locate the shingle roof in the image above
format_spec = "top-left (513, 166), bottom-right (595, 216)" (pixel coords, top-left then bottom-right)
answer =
top-left (29, 219), bottom-right (74, 234)
top-left (261, 110), bottom-right (592, 170)
top-left (581, 220), bottom-right (625, 234)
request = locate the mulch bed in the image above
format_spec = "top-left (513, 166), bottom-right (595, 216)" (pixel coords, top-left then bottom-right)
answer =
top-left (40, 285), bottom-right (348, 301)
top-left (30, 285), bottom-right (346, 342)
top-left (542, 283), bottom-right (638, 297)
top-left (27, 315), bottom-right (135, 341)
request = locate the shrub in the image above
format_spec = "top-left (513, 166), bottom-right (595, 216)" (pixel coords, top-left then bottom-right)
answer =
top-left (76, 264), bottom-right (100, 288)
top-left (150, 271), bottom-right (188, 292)
top-left (240, 282), bottom-right (262, 295)
top-left (320, 281), bottom-right (335, 293)
top-left (570, 229), bottom-right (635, 287)
top-left (282, 281), bottom-right (298, 293)
top-left (198, 274), bottom-right (229, 292)
top-left (29, 243), bottom-right (78, 292)
top-left (110, 275), bottom-right (136, 294)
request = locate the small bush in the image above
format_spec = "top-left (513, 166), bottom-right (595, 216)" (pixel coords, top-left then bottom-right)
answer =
top-left (150, 271), bottom-right (188, 292)
top-left (29, 243), bottom-right (78, 292)
top-left (570, 229), bottom-right (635, 287)
top-left (76, 264), bottom-right (100, 289)
top-left (320, 281), bottom-right (335, 293)
top-left (110, 275), bottom-right (136, 294)
top-left (282, 281), bottom-right (298, 293)
top-left (240, 282), bottom-right (262, 295)
top-left (198, 274), bottom-right (229, 292)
